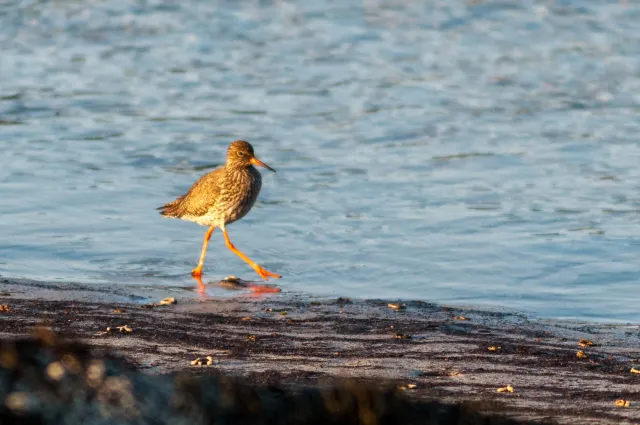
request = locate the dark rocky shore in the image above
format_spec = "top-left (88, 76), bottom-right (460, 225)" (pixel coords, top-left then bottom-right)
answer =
top-left (0, 277), bottom-right (639, 424)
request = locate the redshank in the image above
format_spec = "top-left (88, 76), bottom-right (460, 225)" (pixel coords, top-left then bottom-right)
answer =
top-left (158, 140), bottom-right (281, 282)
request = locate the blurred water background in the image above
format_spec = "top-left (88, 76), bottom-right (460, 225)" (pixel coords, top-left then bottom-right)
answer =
top-left (2, 0), bottom-right (640, 321)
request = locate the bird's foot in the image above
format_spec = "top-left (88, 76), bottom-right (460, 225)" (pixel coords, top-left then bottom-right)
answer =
top-left (254, 266), bottom-right (281, 281)
top-left (191, 267), bottom-right (203, 278)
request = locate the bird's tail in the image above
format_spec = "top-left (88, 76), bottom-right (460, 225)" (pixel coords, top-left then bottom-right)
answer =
top-left (157, 196), bottom-right (185, 218)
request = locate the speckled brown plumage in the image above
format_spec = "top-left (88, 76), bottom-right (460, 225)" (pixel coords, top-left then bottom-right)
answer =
top-left (158, 140), bottom-right (281, 283)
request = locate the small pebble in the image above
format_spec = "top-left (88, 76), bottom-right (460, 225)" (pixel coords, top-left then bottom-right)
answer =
top-left (61, 354), bottom-right (82, 374)
top-left (46, 362), bottom-right (65, 381)
top-left (190, 356), bottom-right (213, 366)
top-left (219, 276), bottom-right (250, 289)
top-left (106, 325), bottom-right (133, 333)
top-left (497, 385), bottom-right (514, 393)
top-left (5, 392), bottom-right (30, 412)
top-left (86, 361), bottom-right (106, 387)
top-left (398, 383), bottom-right (421, 390)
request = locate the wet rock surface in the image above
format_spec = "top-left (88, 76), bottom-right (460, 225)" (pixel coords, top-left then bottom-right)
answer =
top-left (0, 331), bottom-right (534, 425)
top-left (0, 283), bottom-right (639, 424)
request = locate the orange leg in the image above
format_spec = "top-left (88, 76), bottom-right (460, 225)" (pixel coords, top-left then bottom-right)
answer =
top-left (222, 229), bottom-right (281, 281)
top-left (191, 226), bottom-right (215, 278)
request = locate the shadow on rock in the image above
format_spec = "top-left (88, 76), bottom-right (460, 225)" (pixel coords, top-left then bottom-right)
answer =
top-left (0, 330), bottom-right (548, 425)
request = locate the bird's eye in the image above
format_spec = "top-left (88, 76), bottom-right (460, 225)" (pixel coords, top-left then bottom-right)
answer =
top-left (237, 151), bottom-right (244, 157)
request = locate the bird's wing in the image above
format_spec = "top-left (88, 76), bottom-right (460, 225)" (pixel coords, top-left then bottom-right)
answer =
top-left (158, 168), bottom-right (224, 217)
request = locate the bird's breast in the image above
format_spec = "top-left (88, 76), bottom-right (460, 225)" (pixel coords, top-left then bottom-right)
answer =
top-left (215, 168), bottom-right (262, 224)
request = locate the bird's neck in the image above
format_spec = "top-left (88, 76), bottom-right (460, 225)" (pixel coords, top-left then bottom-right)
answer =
top-left (225, 164), bottom-right (259, 181)
top-left (226, 163), bottom-right (252, 173)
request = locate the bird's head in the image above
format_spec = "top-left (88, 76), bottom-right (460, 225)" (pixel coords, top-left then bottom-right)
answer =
top-left (227, 140), bottom-right (275, 172)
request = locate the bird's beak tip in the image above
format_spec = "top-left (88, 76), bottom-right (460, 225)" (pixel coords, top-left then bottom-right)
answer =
top-left (250, 156), bottom-right (276, 172)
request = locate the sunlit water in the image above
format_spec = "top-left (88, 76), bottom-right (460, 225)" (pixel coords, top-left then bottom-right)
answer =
top-left (2, 0), bottom-right (640, 322)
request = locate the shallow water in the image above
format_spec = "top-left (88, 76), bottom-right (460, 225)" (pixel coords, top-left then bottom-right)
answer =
top-left (2, 0), bottom-right (640, 322)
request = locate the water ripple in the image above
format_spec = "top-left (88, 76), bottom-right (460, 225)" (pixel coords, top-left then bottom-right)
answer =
top-left (1, 0), bottom-right (640, 321)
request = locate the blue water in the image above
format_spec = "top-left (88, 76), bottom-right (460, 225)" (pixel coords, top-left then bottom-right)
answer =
top-left (2, 0), bottom-right (640, 322)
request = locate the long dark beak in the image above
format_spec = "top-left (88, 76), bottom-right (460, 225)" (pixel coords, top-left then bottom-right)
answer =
top-left (250, 156), bottom-right (276, 172)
